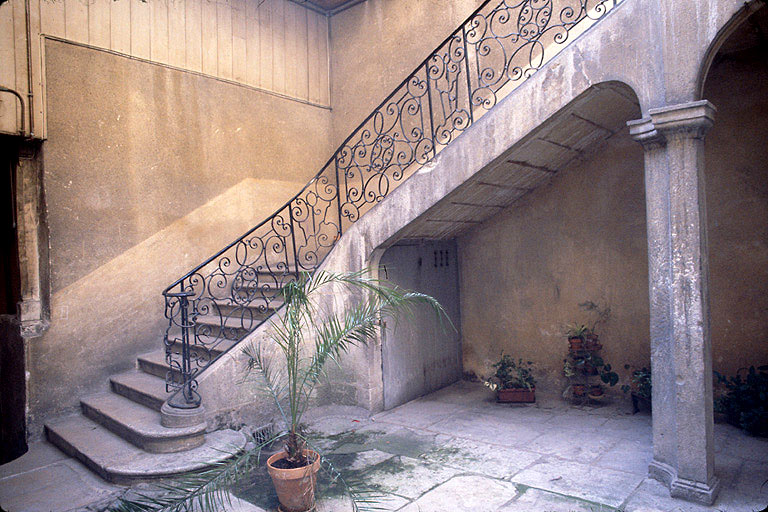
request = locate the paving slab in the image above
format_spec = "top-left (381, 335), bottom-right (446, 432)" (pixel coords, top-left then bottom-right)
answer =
top-left (540, 408), bottom-right (612, 431)
top-left (498, 487), bottom-right (618, 511)
top-left (398, 474), bottom-right (520, 512)
top-left (331, 424), bottom-right (445, 459)
top-left (420, 437), bottom-right (541, 480)
top-left (731, 459), bottom-right (768, 499)
top-left (0, 441), bottom-right (69, 480)
top-left (593, 437), bottom-right (653, 475)
top-left (600, 415), bottom-right (653, 439)
top-left (470, 402), bottom-right (557, 425)
top-left (417, 381), bottom-right (497, 407)
top-left (428, 413), bottom-right (548, 447)
top-left (524, 427), bottom-right (622, 463)
top-left (372, 399), bottom-right (474, 429)
top-left (718, 427), bottom-right (768, 463)
top-left (363, 455), bottom-right (462, 499)
top-left (0, 459), bottom-right (121, 512)
top-left (511, 458), bottom-right (645, 508)
top-left (622, 478), bottom-right (759, 512)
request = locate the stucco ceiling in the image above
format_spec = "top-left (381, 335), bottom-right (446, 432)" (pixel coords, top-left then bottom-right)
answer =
top-left (292, 0), bottom-right (365, 14)
top-left (392, 83), bottom-right (641, 241)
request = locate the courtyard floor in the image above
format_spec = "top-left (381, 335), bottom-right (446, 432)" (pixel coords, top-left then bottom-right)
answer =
top-left (1, 381), bottom-right (767, 511)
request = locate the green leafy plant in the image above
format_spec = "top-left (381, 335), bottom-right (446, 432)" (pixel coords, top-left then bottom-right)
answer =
top-left (599, 362), bottom-right (620, 388)
top-left (484, 354), bottom-right (536, 391)
top-left (714, 365), bottom-right (768, 437)
top-left (564, 323), bottom-right (589, 340)
top-left (563, 359), bottom-right (576, 378)
top-left (621, 365), bottom-right (652, 400)
top-left (579, 300), bottom-right (611, 336)
top-left (109, 269), bottom-right (447, 512)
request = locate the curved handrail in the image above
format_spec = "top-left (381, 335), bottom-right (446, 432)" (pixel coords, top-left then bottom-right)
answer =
top-left (162, 0), bottom-right (623, 407)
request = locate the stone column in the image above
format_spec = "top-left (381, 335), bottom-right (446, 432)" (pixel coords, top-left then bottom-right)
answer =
top-left (628, 100), bottom-right (719, 505)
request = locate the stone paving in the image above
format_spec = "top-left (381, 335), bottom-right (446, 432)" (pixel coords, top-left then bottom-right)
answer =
top-left (2, 380), bottom-right (767, 511)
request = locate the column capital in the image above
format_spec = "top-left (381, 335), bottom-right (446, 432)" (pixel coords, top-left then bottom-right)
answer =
top-left (627, 100), bottom-right (716, 146)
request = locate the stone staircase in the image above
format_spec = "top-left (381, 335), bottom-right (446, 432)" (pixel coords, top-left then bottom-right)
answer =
top-left (42, 300), bottom-right (277, 484)
top-left (41, 0), bottom-right (624, 486)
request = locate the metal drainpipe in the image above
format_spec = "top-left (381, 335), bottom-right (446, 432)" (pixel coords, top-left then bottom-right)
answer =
top-left (24, 0), bottom-right (34, 138)
top-left (0, 87), bottom-right (26, 136)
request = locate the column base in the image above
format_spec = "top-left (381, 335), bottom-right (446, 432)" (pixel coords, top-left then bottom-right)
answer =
top-left (649, 460), bottom-right (721, 505)
top-left (161, 402), bottom-right (207, 428)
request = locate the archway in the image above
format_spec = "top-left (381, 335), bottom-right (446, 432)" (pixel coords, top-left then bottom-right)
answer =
top-left (701, 4), bottom-right (768, 425)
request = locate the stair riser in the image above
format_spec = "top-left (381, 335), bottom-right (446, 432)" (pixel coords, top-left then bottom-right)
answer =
top-left (204, 304), bottom-right (276, 318)
top-left (193, 323), bottom-right (250, 340)
top-left (138, 358), bottom-right (184, 381)
top-left (45, 426), bottom-right (112, 482)
top-left (81, 401), bottom-right (204, 453)
top-left (111, 379), bottom-right (166, 412)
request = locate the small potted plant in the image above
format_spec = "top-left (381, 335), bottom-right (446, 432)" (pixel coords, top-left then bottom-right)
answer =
top-left (622, 365), bottom-right (652, 413)
top-left (565, 324), bottom-right (588, 351)
top-left (484, 354), bottom-right (536, 403)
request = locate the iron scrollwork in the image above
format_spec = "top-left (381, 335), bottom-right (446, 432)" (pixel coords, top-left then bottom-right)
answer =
top-left (163, 0), bottom-right (621, 409)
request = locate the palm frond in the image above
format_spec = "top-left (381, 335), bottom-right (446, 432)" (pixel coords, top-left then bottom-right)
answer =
top-left (107, 434), bottom-right (281, 512)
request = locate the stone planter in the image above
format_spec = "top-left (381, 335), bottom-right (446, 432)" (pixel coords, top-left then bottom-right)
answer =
top-left (497, 387), bottom-right (535, 403)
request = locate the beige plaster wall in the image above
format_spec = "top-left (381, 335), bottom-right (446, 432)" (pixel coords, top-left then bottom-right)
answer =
top-left (27, 39), bottom-right (332, 433)
top-left (457, 132), bottom-right (650, 389)
top-left (328, 0), bottom-right (485, 148)
top-left (704, 46), bottom-right (768, 376)
top-left (44, 40), bottom-right (331, 292)
top-left (457, 44), bottom-right (768, 390)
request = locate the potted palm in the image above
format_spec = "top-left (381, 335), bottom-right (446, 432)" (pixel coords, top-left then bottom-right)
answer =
top-left (110, 270), bottom-right (446, 512)
top-left (484, 354), bottom-right (536, 403)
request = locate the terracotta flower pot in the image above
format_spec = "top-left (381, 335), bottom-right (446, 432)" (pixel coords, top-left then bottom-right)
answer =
top-left (267, 449), bottom-right (321, 512)
top-left (497, 387), bottom-right (535, 403)
top-left (568, 337), bottom-right (583, 351)
top-left (572, 384), bottom-right (586, 397)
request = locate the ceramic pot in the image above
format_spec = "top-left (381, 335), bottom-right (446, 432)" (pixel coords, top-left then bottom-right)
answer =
top-left (267, 449), bottom-right (321, 512)
top-left (568, 337), bottom-right (583, 351)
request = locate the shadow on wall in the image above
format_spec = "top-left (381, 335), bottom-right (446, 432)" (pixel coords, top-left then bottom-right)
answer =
top-left (26, 178), bottom-right (305, 436)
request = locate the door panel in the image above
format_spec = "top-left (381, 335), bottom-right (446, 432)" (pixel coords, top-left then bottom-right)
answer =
top-left (381, 240), bottom-right (461, 410)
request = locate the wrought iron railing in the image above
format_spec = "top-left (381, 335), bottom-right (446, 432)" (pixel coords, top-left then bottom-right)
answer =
top-left (162, 0), bottom-right (622, 408)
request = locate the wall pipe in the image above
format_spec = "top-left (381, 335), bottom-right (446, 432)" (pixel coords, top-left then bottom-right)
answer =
top-left (0, 87), bottom-right (26, 136)
top-left (24, 0), bottom-right (34, 138)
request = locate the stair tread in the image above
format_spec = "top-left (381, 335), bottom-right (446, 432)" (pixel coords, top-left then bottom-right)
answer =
top-left (111, 370), bottom-right (170, 405)
top-left (165, 336), bottom-right (240, 355)
top-left (46, 414), bottom-right (246, 483)
top-left (210, 297), bottom-right (283, 308)
top-left (81, 392), bottom-right (204, 439)
top-left (194, 314), bottom-right (268, 328)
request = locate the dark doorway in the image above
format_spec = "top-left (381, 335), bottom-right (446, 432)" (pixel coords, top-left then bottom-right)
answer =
top-left (0, 137), bottom-right (26, 463)
top-left (380, 240), bottom-right (462, 410)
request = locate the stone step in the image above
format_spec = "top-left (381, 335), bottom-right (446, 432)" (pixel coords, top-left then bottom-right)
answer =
top-left (208, 298), bottom-right (282, 317)
top-left (110, 370), bottom-right (170, 412)
top-left (137, 350), bottom-right (181, 380)
top-left (80, 392), bottom-right (206, 453)
top-left (166, 336), bottom-right (240, 357)
top-left (192, 315), bottom-right (264, 339)
top-left (45, 414), bottom-right (246, 484)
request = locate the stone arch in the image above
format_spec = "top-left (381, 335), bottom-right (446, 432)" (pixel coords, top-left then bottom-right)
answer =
top-left (697, 1), bottom-right (767, 100)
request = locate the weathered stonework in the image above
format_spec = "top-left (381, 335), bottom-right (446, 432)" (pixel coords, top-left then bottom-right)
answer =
top-left (629, 100), bottom-right (720, 505)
